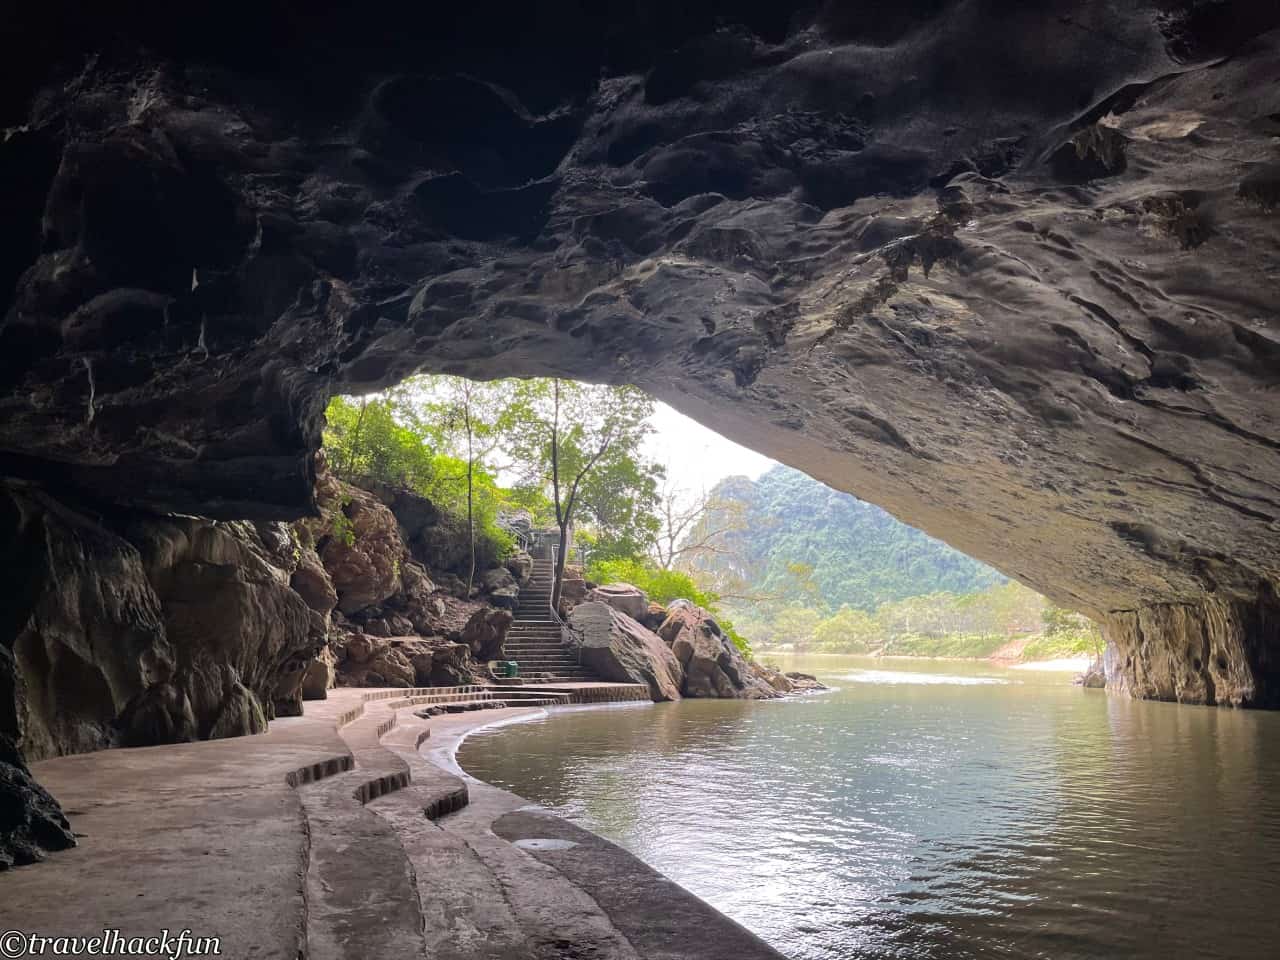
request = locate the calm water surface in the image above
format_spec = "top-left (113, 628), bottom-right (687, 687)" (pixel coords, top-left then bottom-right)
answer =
top-left (458, 655), bottom-right (1280, 959)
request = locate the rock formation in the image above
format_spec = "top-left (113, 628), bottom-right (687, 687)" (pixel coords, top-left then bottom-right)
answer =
top-left (568, 602), bottom-right (686, 702)
top-left (659, 602), bottom-right (779, 699)
top-left (586, 583), bottom-right (651, 621)
top-left (4, 0), bottom-right (1280, 857)
top-left (3, 3), bottom-right (1276, 708)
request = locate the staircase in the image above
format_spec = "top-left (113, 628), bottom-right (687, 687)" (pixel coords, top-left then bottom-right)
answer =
top-left (502, 558), bottom-right (593, 682)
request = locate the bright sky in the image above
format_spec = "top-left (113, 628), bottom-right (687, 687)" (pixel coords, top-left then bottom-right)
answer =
top-left (642, 402), bottom-right (776, 497)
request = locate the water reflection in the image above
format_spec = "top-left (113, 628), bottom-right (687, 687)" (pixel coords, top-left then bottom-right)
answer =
top-left (459, 655), bottom-right (1280, 959)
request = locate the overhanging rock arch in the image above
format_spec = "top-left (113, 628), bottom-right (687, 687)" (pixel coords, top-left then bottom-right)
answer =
top-left (1, 0), bottom-right (1279, 707)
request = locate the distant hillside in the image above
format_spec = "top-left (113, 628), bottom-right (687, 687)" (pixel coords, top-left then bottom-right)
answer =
top-left (686, 466), bottom-right (1006, 612)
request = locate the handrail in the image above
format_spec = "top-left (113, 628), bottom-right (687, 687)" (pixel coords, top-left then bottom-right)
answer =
top-left (547, 543), bottom-right (583, 667)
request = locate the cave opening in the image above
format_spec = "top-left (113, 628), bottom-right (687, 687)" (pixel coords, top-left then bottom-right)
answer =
top-left (3, 1), bottom-right (1280, 955)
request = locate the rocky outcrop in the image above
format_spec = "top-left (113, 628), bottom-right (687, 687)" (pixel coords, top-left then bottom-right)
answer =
top-left (660, 602), bottom-right (778, 700)
top-left (0, 735), bottom-right (75, 869)
top-left (586, 583), bottom-right (649, 621)
top-left (479, 567), bottom-right (520, 610)
top-left (0, 2), bottom-right (1276, 818)
top-left (302, 476), bottom-right (402, 615)
top-left (568, 602), bottom-right (684, 702)
top-left (1076, 658), bottom-right (1107, 690)
top-left (459, 608), bottom-right (514, 662)
top-left (336, 635), bottom-right (416, 688)
top-left (506, 552), bottom-right (534, 585)
top-left (557, 566), bottom-right (590, 616)
top-left (128, 516), bottom-right (319, 731)
top-left (1102, 593), bottom-right (1280, 707)
top-left (2, 485), bottom-right (179, 760)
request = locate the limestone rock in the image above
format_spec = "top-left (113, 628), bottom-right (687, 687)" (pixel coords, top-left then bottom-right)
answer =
top-left (1, 485), bottom-right (182, 761)
top-left (479, 566), bottom-right (520, 610)
top-left (586, 583), bottom-right (650, 621)
top-left (0, 736), bottom-right (75, 870)
top-left (506, 552), bottom-right (534, 584)
top-left (568, 602), bottom-right (683, 702)
top-left (302, 646), bottom-right (336, 700)
top-left (335, 636), bottom-right (415, 688)
top-left (128, 517), bottom-right (318, 734)
top-left (4, 5), bottom-right (1280, 708)
top-left (659, 603), bottom-right (778, 700)
top-left (460, 608), bottom-right (514, 662)
top-left (308, 478), bottom-right (403, 615)
top-left (290, 546), bottom-right (338, 616)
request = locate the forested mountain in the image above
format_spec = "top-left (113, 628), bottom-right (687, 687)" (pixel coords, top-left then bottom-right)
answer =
top-left (687, 466), bottom-right (1006, 613)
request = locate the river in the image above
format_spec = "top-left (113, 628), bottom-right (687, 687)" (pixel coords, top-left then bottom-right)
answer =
top-left (457, 655), bottom-right (1280, 959)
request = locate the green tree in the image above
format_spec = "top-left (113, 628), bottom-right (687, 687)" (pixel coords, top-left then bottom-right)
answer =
top-left (812, 605), bottom-right (880, 652)
top-left (510, 379), bottom-right (655, 609)
top-left (417, 378), bottom-right (521, 595)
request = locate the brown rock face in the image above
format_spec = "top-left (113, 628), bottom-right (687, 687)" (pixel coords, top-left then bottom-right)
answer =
top-left (659, 602), bottom-right (778, 700)
top-left (459, 608), bottom-right (514, 662)
top-left (568, 602), bottom-right (685, 702)
top-left (127, 516), bottom-right (318, 733)
top-left (1, 483), bottom-right (317, 760)
top-left (1, 485), bottom-right (178, 761)
top-left (2, 3), bottom-right (1280, 706)
top-left (306, 479), bottom-right (404, 615)
top-left (1103, 592), bottom-right (1280, 707)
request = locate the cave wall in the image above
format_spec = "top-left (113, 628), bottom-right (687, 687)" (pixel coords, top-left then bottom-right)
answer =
top-left (0, 482), bottom-right (318, 762)
top-left (0, 0), bottom-right (1277, 720)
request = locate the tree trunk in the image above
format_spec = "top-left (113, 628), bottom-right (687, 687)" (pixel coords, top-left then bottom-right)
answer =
top-left (466, 455), bottom-right (475, 596)
top-left (552, 520), bottom-right (570, 611)
top-left (345, 396), bottom-right (369, 477)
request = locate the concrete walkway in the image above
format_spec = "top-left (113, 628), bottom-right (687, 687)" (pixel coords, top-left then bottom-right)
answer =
top-left (0, 684), bottom-right (786, 960)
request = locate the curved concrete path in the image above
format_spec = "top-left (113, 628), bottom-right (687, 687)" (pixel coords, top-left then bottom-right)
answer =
top-left (0, 686), bottom-right (786, 960)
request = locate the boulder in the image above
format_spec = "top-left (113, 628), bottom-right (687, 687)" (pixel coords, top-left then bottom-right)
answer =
top-left (506, 551), bottom-right (534, 584)
top-left (335, 635), bottom-right (415, 687)
top-left (290, 546), bottom-right (338, 616)
top-left (307, 477), bottom-right (403, 615)
top-left (568, 602), bottom-right (683, 702)
top-left (586, 582), bottom-right (649, 621)
top-left (479, 566), bottom-right (520, 610)
top-left (0, 735), bottom-right (76, 869)
top-left (751, 663), bottom-right (795, 694)
top-left (640, 602), bottom-right (668, 631)
top-left (460, 608), bottom-right (514, 662)
top-left (1076, 657), bottom-right (1107, 689)
top-left (784, 672), bottom-right (829, 693)
top-left (659, 603), bottom-right (778, 700)
top-left (557, 565), bottom-right (589, 615)
top-left (302, 647), bottom-right (336, 700)
top-left (428, 643), bottom-right (476, 686)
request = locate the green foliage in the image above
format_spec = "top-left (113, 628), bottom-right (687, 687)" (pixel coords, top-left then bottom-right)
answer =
top-left (586, 556), bottom-right (752, 656)
top-left (324, 393), bottom-right (437, 491)
top-left (687, 466), bottom-right (1007, 613)
top-left (330, 497), bottom-right (356, 547)
top-left (322, 392), bottom-right (513, 562)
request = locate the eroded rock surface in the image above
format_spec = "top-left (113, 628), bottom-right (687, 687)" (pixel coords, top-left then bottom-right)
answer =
top-left (587, 583), bottom-right (651, 621)
top-left (0, 0), bottom-right (1277, 755)
top-left (568, 602), bottom-right (685, 702)
top-left (659, 601), bottom-right (778, 700)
